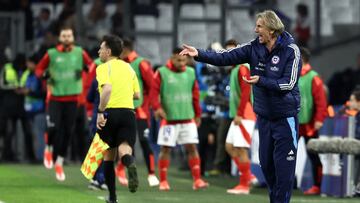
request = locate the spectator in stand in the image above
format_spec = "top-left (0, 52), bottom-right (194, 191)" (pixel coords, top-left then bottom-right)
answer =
top-left (19, 56), bottom-right (47, 160)
top-left (84, 0), bottom-right (110, 41)
top-left (111, 0), bottom-right (135, 37)
top-left (294, 3), bottom-right (311, 47)
top-left (52, 0), bottom-right (76, 34)
top-left (0, 54), bottom-right (36, 162)
top-left (34, 31), bottom-right (58, 61)
top-left (34, 8), bottom-right (53, 40)
top-left (19, 0), bottom-right (33, 41)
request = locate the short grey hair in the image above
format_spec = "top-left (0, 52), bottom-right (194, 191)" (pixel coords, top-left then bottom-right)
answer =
top-left (256, 10), bottom-right (285, 37)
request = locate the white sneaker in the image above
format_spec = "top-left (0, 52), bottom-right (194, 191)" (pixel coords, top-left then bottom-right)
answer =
top-left (55, 164), bottom-right (65, 181)
top-left (147, 174), bottom-right (160, 187)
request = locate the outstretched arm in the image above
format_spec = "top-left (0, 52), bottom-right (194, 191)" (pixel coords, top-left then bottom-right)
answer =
top-left (180, 42), bottom-right (252, 66)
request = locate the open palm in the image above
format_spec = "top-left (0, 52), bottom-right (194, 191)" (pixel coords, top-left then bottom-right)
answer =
top-left (179, 44), bottom-right (198, 57)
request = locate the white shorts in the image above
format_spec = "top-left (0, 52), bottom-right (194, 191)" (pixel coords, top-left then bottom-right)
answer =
top-left (157, 121), bottom-right (199, 147)
top-left (226, 120), bottom-right (255, 148)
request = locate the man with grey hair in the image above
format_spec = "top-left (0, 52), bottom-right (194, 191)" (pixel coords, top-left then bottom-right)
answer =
top-left (180, 10), bottom-right (301, 203)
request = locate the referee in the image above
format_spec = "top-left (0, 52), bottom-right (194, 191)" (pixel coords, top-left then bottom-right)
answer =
top-left (96, 35), bottom-right (139, 203)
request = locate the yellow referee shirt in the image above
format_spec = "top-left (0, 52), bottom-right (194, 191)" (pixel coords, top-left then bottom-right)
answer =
top-left (96, 58), bottom-right (140, 109)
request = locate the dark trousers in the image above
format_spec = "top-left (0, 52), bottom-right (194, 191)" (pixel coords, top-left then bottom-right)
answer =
top-left (302, 133), bottom-right (323, 187)
top-left (48, 101), bottom-right (77, 158)
top-left (70, 105), bottom-right (89, 162)
top-left (258, 116), bottom-right (298, 203)
top-left (198, 117), bottom-right (217, 174)
top-left (136, 118), bottom-right (155, 174)
top-left (213, 118), bottom-right (232, 173)
top-left (0, 115), bottom-right (35, 161)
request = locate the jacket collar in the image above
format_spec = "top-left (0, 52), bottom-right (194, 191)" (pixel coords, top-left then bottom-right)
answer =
top-left (56, 44), bottom-right (74, 52)
top-left (124, 51), bottom-right (138, 63)
top-left (301, 63), bottom-right (312, 76)
top-left (166, 60), bottom-right (186, 72)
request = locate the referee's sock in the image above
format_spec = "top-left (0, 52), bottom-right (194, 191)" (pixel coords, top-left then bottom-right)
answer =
top-left (104, 161), bottom-right (116, 201)
top-left (121, 154), bottom-right (134, 167)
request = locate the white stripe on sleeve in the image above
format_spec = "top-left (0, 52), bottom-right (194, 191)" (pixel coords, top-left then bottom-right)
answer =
top-left (279, 44), bottom-right (300, 90)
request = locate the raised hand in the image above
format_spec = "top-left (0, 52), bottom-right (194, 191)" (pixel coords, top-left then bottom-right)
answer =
top-left (179, 44), bottom-right (198, 57)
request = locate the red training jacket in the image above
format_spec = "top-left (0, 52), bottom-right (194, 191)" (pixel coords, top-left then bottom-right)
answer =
top-left (123, 51), bottom-right (154, 120)
top-left (299, 64), bottom-right (328, 137)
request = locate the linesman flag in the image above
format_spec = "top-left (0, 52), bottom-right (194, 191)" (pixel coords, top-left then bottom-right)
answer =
top-left (81, 133), bottom-right (109, 179)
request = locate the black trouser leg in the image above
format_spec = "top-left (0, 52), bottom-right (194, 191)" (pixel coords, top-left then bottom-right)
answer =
top-left (2, 117), bottom-right (15, 160)
top-left (214, 118), bottom-right (232, 173)
top-left (137, 119), bottom-right (154, 174)
top-left (198, 117), bottom-right (213, 175)
top-left (20, 116), bottom-right (36, 160)
top-left (104, 160), bottom-right (116, 201)
top-left (72, 106), bottom-right (88, 161)
top-left (49, 101), bottom-right (77, 159)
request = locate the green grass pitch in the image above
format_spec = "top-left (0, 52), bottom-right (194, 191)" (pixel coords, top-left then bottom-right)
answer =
top-left (0, 164), bottom-right (358, 203)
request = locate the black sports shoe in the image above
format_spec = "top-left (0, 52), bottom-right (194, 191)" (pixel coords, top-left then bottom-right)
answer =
top-left (88, 180), bottom-right (102, 190)
top-left (127, 163), bottom-right (139, 193)
top-left (105, 197), bottom-right (118, 203)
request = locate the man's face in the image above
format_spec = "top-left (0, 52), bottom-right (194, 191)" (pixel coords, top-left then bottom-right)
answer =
top-left (98, 42), bottom-right (110, 62)
top-left (26, 60), bottom-right (36, 72)
top-left (254, 18), bottom-right (272, 44)
top-left (59, 29), bottom-right (74, 46)
top-left (171, 54), bottom-right (187, 70)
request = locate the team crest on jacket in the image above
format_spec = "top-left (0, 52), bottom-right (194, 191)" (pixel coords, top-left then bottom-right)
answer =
top-left (271, 55), bottom-right (280, 64)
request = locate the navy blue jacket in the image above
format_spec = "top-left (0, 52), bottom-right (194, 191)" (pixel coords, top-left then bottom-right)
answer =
top-left (196, 32), bottom-right (301, 120)
top-left (87, 78), bottom-right (99, 135)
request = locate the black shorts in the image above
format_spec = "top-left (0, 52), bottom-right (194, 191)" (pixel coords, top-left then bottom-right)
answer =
top-left (97, 108), bottom-right (137, 148)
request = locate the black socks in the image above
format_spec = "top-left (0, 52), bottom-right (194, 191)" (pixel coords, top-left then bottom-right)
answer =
top-left (121, 154), bottom-right (134, 167)
top-left (104, 161), bottom-right (116, 201)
